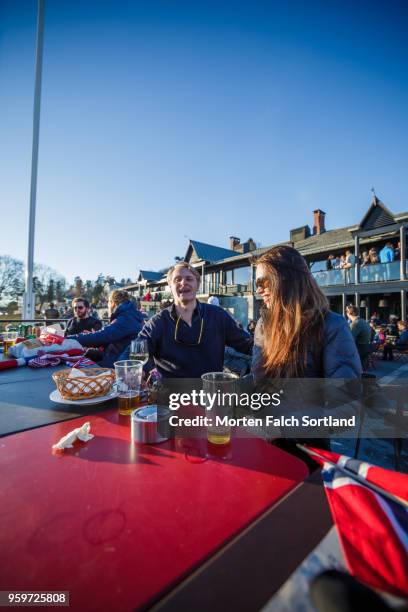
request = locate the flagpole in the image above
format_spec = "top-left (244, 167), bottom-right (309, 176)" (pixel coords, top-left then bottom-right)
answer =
top-left (297, 444), bottom-right (408, 509)
top-left (24, 0), bottom-right (45, 320)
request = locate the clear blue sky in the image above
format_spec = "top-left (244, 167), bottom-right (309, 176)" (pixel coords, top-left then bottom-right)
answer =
top-left (1, 0), bottom-right (407, 284)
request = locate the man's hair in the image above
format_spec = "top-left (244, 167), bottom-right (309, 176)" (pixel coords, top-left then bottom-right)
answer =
top-left (346, 305), bottom-right (359, 316)
top-left (72, 297), bottom-right (90, 308)
top-left (49, 303), bottom-right (54, 308)
top-left (166, 262), bottom-right (200, 284)
top-left (397, 320), bottom-right (407, 329)
top-left (110, 289), bottom-right (130, 306)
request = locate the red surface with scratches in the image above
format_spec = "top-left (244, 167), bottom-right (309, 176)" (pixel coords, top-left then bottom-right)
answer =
top-left (0, 409), bottom-right (308, 611)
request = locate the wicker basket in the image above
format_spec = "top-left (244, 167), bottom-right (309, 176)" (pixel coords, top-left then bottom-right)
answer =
top-left (52, 368), bottom-right (115, 400)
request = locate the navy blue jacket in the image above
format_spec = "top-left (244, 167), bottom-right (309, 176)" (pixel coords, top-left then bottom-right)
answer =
top-left (139, 302), bottom-right (253, 378)
top-left (67, 301), bottom-right (144, 367)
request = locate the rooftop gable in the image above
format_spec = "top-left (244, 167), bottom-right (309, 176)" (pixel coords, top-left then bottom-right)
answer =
top-left (137, 270), bottom-right (164, 282)
top-left (358, 196), bottom-right (395, 231)
top-left (185, 240), bottom-right (240, 264)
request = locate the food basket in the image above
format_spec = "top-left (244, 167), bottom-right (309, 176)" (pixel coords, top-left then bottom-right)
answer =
top-left (52, 368), bottom-right (115, 400)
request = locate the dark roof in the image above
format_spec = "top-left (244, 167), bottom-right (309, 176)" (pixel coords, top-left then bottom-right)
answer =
top-left (188, 240), bottom-right (240, 263)
top-left (138, 270), bottom-right (164, 282)
top-left (358, 196), bottom-right (395, 230)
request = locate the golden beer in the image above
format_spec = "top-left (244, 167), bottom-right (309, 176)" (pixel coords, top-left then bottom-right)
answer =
top-left (3, 339), bottom-right (15, 357)
top-left (118, 394), bottom-right (139, 416)
top-left (207, 430), bottom-right (231, 445)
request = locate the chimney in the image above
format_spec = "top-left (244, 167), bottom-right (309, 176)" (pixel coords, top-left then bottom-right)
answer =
top-left (229, 236), bottom-right (241, 251)
top-left (313, 209), bottom-right (326, 235)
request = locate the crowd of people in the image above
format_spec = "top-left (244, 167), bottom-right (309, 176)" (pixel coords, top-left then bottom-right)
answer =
top-left (326, 241), bottom-right (402, 273)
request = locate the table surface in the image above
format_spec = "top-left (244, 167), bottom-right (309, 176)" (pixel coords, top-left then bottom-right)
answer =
top-left (0, 408), bottom-right (308, 611)
top-left (0, 365), bottom-right (117, 437)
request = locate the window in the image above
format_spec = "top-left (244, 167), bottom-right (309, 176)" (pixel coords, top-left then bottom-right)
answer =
top-left (233, 266), bottom-right (251, 285)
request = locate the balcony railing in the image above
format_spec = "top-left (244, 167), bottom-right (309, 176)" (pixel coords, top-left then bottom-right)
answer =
top-left (313, 261), bottom-right (404, 287)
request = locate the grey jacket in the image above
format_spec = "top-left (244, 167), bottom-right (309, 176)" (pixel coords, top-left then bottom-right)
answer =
top-left (252, 310), bottom-right (362, 380)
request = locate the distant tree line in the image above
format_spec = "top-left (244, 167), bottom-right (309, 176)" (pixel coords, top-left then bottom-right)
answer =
top-left (0, 255), bottom-right (133, 313)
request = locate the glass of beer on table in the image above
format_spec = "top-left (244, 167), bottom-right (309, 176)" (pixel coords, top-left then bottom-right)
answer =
top-left (114, 360), bottom-right (143, 416)
top-left (201, 372), bottom-right (238, 445)
top-left (2, 332), bottom-right (18, 357)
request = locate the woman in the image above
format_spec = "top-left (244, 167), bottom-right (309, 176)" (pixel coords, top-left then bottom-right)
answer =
top-left (252, 246), bottom-right (361, 462)
top-left (67, 290), bottom-right (145, 367)
top-left (252, 246), bottom-right (361, 380)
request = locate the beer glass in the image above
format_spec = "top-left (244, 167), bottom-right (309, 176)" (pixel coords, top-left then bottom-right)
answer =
top-left (114, 360), bottom-right (143, 416)
top-left (201, 372), bottom-right (238, 445)
top-left (2, 332), bottom-right (18, 357)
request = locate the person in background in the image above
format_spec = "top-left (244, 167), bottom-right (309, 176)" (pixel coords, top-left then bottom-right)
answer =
top-left (383, 320), bottom-right (408, 361)
top-left (343, 249), bottom-right (356, 284)
top-left (67, 290), bottom-right (144, 367)
top-left (326, 255), bottom-right (333, 271)
top-left (139, 261), bottom-right (253, 378)
top-left (64, 297), bottom-right (102, 336)
top-left (207, 295), bottom-right (220, 306)
top-left (360, 251), bottom-right (370, 266)
top-left (247, 319), bottom-right (257, 335)
top-left (386, 314), bottom-right (399, 338)
top-left (346, 305), bottom-right (372, 369)
top-left (369, 247), bottom-right (380, 264)
top-left (44, 302), bottom-right (59, 324)
top-left (379, 242), bottom-right (394, 263)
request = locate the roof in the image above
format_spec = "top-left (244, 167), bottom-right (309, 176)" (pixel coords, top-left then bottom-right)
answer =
top-left (138, 270), bottom-right (164, 282)
top-left (187, 240), bottom-right (240, 263)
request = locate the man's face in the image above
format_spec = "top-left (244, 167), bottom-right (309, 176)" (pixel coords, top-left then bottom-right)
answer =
top-left (73, 302), bottom-right (88, 319)
top-left (170, 268), bottom-right (198, 303)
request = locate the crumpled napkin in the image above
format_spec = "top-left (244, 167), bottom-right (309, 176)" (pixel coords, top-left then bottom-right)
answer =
top-left (52, 422), bottom-right (94, 450)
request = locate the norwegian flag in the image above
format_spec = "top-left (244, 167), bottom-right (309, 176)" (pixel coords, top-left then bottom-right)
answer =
top-left (301, 446), bottom-right (408, 599)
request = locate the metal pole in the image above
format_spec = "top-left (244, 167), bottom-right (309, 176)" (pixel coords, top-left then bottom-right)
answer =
top-left (354, 235), bottom-right (359, 284)
top-left (24, 0), bottom-right (45, 319)
top-left (401, 290), bottom-right (407, 323)
top-left (400, 225), bottom-right (406, 281)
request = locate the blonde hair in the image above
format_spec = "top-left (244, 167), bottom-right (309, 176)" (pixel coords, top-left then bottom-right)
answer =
top-left (109, 289), bottom-right (130, 306)
top-left (166, 262), bottom-right (200, 284)
top-left (254, 245), bottom-right (328, 378)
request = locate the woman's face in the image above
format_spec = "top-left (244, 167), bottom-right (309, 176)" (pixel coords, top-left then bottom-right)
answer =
top-left (255, 264), bottom-right (272, 308)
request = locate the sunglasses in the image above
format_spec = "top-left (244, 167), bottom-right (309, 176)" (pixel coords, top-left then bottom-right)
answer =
top-left (74, 306), bottom-right (86, 311)
top-left (255, 277), bottom-right (270, 289)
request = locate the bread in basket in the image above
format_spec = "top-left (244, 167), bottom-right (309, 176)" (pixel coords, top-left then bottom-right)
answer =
top-left (52, 368), bottom-right (115, 400)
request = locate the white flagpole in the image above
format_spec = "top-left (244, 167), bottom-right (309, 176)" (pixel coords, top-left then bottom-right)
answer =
top-left (24, 0), bottom-right (45, 319)
top-left (297, 444), bottom-right (408, 509)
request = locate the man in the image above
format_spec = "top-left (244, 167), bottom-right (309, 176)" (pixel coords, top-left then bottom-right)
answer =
top-left (44, 302), bottom-right (59, 323)
top-left (64, 297), bottom-right (102, 336)
top-left (67, 290), bottom-right (144, 367)
top-left (346, 305), bottom-right (372, 369)
top-left (139, 262), bottom-right (253, 378)
top-left (343, 250), bottom-right (356, 284)
top-left (379, 242), bottom-right (394, 280)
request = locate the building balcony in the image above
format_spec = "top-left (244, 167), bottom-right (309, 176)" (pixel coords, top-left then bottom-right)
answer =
top-left (313, 261), bottom-right (407, 288)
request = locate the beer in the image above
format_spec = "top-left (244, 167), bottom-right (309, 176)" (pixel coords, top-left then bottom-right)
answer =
top-left (207, 430), bottom-right (231, 445)
top-left (3, 339), bottom-right (15, 357)
top-left (118, 393), bottom-right (139, 416)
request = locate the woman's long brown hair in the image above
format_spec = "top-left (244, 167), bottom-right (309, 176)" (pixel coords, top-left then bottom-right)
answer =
top-left (255, 245), bottom-right (328, 378)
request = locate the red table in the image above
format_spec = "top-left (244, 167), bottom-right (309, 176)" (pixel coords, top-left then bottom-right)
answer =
top-left (0, 409), bottom-right (308, 611)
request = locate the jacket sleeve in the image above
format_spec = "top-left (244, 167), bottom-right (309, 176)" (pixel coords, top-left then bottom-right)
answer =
top-left (67, 315), bottom-right (141, 347)
top-left (223, 311), bottom-right (253, 355)
top-left (323, 317), bottom-right (362, 378)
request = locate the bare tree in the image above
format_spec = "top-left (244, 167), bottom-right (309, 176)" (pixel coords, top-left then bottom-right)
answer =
top-left (0, 255), bottom-right (24, 303)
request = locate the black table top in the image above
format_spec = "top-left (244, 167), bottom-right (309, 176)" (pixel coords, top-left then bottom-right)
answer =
top-left (0, 366), bottom-right (116, 437)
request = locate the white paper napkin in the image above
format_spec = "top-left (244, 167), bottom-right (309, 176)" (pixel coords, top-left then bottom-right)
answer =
top-left (52, 422), bottom-right (94, 450)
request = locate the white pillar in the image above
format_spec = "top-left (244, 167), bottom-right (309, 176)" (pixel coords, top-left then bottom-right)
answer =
top-left (24, 0), bottom-right (45, 319)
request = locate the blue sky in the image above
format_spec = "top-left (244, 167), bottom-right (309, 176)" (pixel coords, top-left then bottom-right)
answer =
top-left (1, 0), bottom-right (408, 284)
